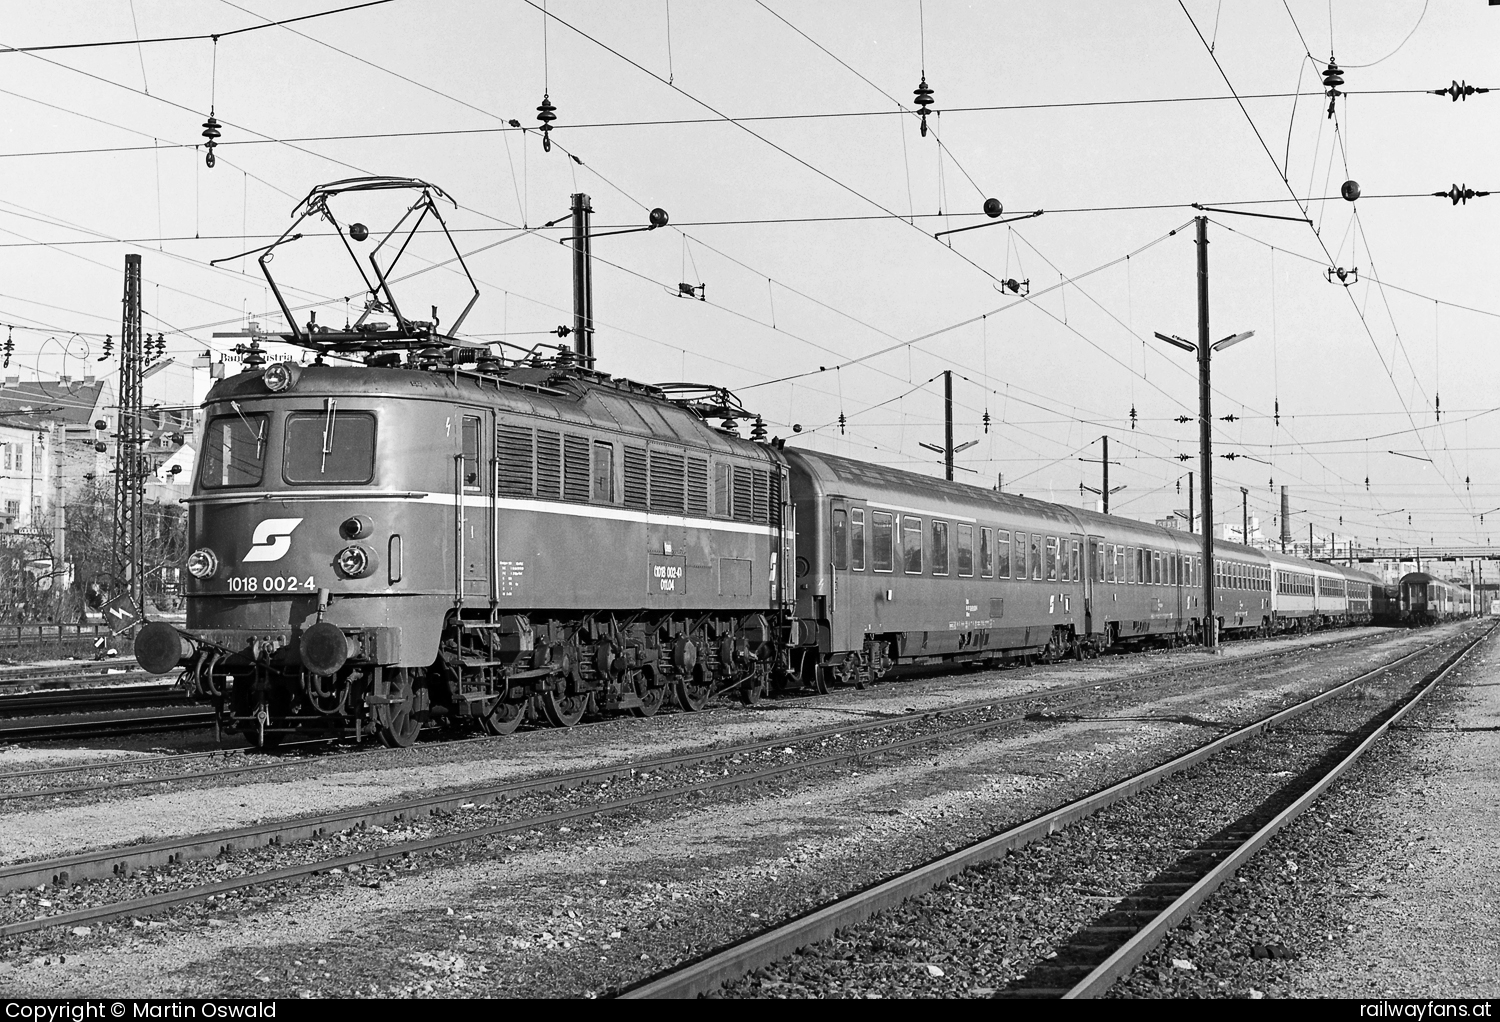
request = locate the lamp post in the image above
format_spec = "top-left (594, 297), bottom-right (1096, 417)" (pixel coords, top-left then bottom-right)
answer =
top-left (564, 194), bottom-right (669, 367)
top-left (1079, 435), bottom-right (1125, 512)
top-left (1153, 217), bottom-right (1254, 649)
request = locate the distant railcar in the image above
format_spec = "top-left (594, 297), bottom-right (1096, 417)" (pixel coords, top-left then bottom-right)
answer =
top-left (1397, 572), bottom-right (1474, 625)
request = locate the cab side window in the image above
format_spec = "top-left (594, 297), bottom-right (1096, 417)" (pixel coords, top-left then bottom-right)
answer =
top-left (461, 416), bottom-right (482, 491)
top-left (592, 441), bottom-right (615, 503)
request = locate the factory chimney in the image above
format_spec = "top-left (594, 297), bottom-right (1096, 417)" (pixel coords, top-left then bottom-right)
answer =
top-left (1280, 486), bottom-right (1291, 553)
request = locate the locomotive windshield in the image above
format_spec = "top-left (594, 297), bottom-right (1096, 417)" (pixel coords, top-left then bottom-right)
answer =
top-left (200, 411), bottom-right (268, 488)
top-left (283, 410), bottom-right (376, 484)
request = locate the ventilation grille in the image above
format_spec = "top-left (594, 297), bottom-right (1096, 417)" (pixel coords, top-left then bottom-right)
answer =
top-left (623, 446), bottom-right (648, 509)
top-left (732, 466), bottom-right (753, 521)
top-left (563, 434), bottom-right (590, 502)
top-left (649, 450), bottom-right (686, 513)
top-left (535, 430), bottom-right (561, 500)
top-left (751, 469), bottom-right (770, 524)
top-left (496, 424), bottom-right (533, 497)
top-left (686, 458), bottom-right (709, 517)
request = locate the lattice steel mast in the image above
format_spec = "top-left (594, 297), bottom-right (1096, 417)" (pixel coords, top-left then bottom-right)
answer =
top-left (113, 253), bottom-right (145, 610)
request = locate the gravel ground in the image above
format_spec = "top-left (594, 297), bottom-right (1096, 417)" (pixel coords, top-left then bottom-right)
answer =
top-left (711, 626), bottom-right (1479, 998)
top-left (0, 626), bottom-right (1454, 997)
top-left (1112, 622), bottom-right (1500, 999)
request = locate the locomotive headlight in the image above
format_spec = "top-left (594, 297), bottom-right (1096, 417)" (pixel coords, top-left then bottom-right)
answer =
top-left (186, 547), bottom-right (219, 579)
top-left (335, 544), bottom-right (374, 578)
top-left (262, 362), bottom-right (300, 392)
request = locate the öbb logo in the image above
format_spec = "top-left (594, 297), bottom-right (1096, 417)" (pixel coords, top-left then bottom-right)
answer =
top-left (243, 518), bottom-right (305, 563)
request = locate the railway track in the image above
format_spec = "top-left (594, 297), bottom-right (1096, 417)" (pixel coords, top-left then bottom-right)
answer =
top-left (0, 658), bottom-right (146, 690)
top-left (0, 626), bottom-right (1455, 940)
top-left (0, 683), bottom-right (188, 716)
top-left (0, 706), bottom-right (215, 743)
top-left (617, 623), bottom-right (1489, 998)
top-left (0, 626), bottom-right (1393, 801)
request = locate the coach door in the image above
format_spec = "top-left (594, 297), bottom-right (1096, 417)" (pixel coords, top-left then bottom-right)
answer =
top-left (1174, 551), bottom-right (1185, 626)
top-left (458, 413), bottom-right (491, 600)
top-left (829, 497), bottom-right (854, 648)
top-left (1084, 535), bottom-right (1104, 635)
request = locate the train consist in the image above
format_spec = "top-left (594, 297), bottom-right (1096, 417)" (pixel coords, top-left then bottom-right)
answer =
top-left (132, 177), bottom-right (1453, 747)
top-left (1391, 572), bottom-right (1475, 625)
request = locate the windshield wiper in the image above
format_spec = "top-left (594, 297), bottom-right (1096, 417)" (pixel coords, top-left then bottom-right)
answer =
top-left (321, 398), bottom-right (337, 473)
top-left (230, 400), bottom-right (265, 458)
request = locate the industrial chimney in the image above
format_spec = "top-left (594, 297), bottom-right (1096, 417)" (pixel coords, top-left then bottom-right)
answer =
top-left (1280, 486), bottom-right (1291, 553)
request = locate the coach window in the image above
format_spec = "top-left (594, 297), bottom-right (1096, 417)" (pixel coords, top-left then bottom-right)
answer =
top-left (1115, 544), bottom-right (1126, 583)
top-left (931, 521), bottom-right (950, 575)
top-left (1013, 532), bottom-right (1025, 579)
top-left (903, 516), bottom-right (924, 574)
top-left (871, 511), bottom-right (894, 572)
top-left (1070, 540), bottom-right (1081, 582)
top-left (592, 442), bottom-right (616, 503)
top-left (996, 530), bottom-right (1011, 578)
top-left (980, 527), bottom-right (994, 578)
top-left (957, 524), bottom-right (974, 577)
top-left (851, 508), bottom-right (866, 571)
top-left (1045, 537), bottom-right (1059, 582)
top-left (1104, 544), bottom-right (1116, 583)
top-left (832, 508), bottom-right (849, 571)
top-left (1030, 534), bottom-right (1043, 580)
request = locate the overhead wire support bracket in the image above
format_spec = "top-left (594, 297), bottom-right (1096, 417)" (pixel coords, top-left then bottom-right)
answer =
top-left (209, 234), bottom-right (301, 267)
top-left (1190, 203), bottom-right (1312, 224)
top-left (933, 209), bottom-right (1043, 239)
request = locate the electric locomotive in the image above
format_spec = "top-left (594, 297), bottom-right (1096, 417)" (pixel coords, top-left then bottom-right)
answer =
top-left (135, 178), bottom-right (794, 746)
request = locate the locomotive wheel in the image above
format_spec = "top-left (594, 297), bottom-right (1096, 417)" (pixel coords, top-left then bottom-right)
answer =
top-left (541, 690), bottom-right (587, 728)
top-left (480, 699), bottom-right (526, 736)
top-left (630, 684), bottom-right (667, 717)
top-left (738, 677), bottom-right (764, 705)
top-left (375, 669), bottom-right (423, 748)
top-left (675, 678), bottom-right (711, 712)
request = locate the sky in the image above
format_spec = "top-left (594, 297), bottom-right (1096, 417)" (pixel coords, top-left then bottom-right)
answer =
top-left (0, 0), bottom-right (1497, 552)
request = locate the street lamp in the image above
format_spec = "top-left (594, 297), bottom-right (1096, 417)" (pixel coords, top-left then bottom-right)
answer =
top-left (1151, 218), bottom-right (1255, 649)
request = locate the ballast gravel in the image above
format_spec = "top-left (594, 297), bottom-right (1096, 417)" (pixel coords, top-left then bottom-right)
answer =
top-left (0, 624), bottom-right (1466, 998)
top-left (714, 629), bottom-right (1476, 998)
top-left (1113, 624), bottom-right (1500, 999)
